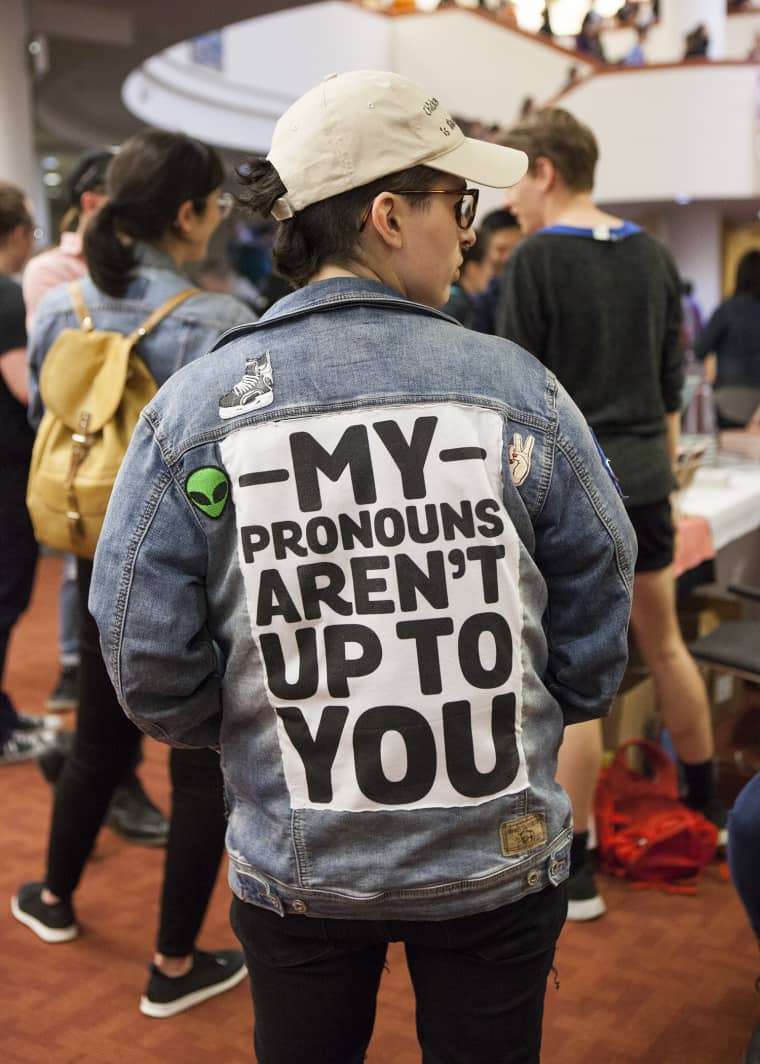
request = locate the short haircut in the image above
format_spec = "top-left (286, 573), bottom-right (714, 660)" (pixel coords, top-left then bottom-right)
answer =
top-left (505, 108), bottom-right (598, 193)
top-left (0, 182), bottom-right (32, 241)
top-left (479, 208), bottom-right (519, 234)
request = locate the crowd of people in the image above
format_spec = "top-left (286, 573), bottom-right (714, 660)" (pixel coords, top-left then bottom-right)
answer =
top-left (1, 67), bottom-right (760, 1063)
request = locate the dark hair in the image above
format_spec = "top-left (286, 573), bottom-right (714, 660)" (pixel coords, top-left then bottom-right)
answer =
top-left (84, 129), bottom-right (224, 297)
top-left (462, 239), bottom-right (487, 268)
top-left (61, 148), bottom-right (115, 232)
top-left (236, 159), bottom-right (443, 288)
top-left (736, 250), bottom-right (760, 299)
top-left (506, 108), bottom-right (598, 193)
top-left (0, 182), bottom-right (33, 241)
top-left (479, 208), bottom-right (519, 234)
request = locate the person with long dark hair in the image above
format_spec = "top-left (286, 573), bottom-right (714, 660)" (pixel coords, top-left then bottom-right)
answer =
top-left (24, 147), bottom-right (170, 845)
top-left (12, 129), bottom-right (252, 1018)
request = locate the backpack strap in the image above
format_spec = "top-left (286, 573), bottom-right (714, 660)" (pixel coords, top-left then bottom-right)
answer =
top-left (127, 287), bottom-right (201, 344)
top-left (67, 281), bottom-right (200, 340)
top-left (69, 281), bottom-right (95, 332)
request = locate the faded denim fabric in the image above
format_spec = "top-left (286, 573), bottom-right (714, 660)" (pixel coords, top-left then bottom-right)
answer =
top-left (27, 242), bottom-right (252, 429)
top-left (91, 277), bottom-right (636, 922)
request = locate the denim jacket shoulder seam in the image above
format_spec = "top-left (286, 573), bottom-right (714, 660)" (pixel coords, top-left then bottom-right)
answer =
top-left (146, 393), bottom-right (555, 467)
top-left (555, 430), bottom-right (634, 590)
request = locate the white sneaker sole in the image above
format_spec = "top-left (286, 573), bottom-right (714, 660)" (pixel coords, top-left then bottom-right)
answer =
top-left (218, 391), bottom-right (273, 419)
top-left (566, 894), bottom-right (607, 922)
top-left (139, 963), bottom-right (247, 1018)
top-left (10, 896), bottom-right (78, 943)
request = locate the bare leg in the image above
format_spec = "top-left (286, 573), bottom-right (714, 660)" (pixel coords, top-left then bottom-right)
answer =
top-left (629, 565), bottom-right (713, 764)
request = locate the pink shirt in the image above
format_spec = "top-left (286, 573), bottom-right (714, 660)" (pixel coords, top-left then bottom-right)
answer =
top-left (23, 231), bottom-right (87, 331)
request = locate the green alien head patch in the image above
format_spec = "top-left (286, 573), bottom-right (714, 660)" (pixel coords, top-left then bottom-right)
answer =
top-left (186, 467), bottom-right (230, 519)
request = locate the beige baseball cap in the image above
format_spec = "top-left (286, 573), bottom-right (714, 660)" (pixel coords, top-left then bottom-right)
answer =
top-left (267, 70), bottom-right (528, 220)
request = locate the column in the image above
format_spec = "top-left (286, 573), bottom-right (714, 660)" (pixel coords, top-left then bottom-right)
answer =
top-left (0, 0), bottom-right (46, 235)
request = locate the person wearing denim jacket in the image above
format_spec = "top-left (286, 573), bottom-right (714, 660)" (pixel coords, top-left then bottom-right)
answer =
top-left (91, 74), bottom-right (636, 1063)
top-left (28, 243), bottom-right (250, 425)
top-left (14, 130), bottom-right (253, 1021)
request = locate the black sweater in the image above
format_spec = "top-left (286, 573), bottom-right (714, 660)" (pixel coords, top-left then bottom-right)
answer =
top-left (496, 227), bottom-right (683, 507)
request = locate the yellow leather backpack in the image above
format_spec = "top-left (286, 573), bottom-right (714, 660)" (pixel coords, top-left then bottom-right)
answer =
top-left (27, 281), bottom-right (198, 558)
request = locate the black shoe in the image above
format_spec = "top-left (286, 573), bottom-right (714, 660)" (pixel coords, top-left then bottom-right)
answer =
top-left (686, 794), bottom-right (728, 848)
top-left (11, 882), bottom-right (78, 943)
top-left (45, 665), bottom-right (79, 712)
top-left (140, 949), bottom-right (247, 1018)
top-left (105, 773), bottom-right (169, 847)
top-left (1, 731), bottom-right (59, 766)
top-left (37, 730), bottom-right (75, 785)
top-left (13, 712), bottom-right (63, 734)
top-left (746, 1017), bottom-right (760, 1064)
top-left (566, 857), bottom-right (606, 922)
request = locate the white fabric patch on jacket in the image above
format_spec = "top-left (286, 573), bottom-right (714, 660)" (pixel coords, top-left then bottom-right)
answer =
top-left (221, 402), bottom-right (527, 812)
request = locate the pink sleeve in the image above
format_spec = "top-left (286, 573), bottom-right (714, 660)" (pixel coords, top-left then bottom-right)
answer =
top-left (23, 252), bottom-right (85, 332)
top-left (23, 256), bottom-right (59, 331)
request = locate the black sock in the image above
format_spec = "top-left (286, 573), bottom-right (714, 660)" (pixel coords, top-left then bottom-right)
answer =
top-left (570, 831), bottom-right (589, 873)
top-left (680, 758), bottom-right (715, 809)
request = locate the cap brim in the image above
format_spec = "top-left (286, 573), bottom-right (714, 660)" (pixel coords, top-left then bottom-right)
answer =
top-left (427, 136), bottom-right (528, 189)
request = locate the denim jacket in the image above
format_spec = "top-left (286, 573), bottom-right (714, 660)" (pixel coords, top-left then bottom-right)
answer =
top-left (91, 277), bottom-right (636, 922)
top-left (27, 243), bottom-right (252, 428)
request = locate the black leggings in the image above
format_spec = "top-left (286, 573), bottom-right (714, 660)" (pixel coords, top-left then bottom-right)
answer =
top-left (45, 559), bottom-right (227, 956)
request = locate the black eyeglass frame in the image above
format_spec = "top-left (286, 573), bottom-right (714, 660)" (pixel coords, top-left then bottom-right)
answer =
top-left (357, 187), bottom-right (480, 232)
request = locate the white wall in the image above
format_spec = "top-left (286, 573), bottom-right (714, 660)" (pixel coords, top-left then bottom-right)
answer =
top-left (726, 11), bottom-right (760, 59)
top-left (123, 5), bottom-right (760, 208)
top-left (224, 3), bottom-right (391, 98)
top-left (659, 204), bottom-right (723, 316)
top-left (393, 10), bottom-right (582, 126)
top-left (564, 64), bottom-right (760, 203)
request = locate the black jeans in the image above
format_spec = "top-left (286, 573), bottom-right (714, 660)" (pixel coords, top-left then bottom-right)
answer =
top-left (0, 469), bottom-right (38, 744)
top-left (45, 558), bottom-right (227, 955)
top-left (230, 882), bottom-right (567, 1064)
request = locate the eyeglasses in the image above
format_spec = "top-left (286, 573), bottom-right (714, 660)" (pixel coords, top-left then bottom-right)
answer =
top-left (217, 192), bottom-right (234, 220)
top-left (358, 187), bottom-right (480, 232)
top-left (396, 188), bottom-right (480, 230)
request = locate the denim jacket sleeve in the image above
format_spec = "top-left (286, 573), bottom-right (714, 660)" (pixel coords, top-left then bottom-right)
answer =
top-left (534, 383), bottom-right (637, 725)
top-left (90, 413), bottom-right (223, 749)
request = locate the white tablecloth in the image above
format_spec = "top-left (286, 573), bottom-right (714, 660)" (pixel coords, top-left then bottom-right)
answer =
top-left (680, 464), bottom-right (760, 551)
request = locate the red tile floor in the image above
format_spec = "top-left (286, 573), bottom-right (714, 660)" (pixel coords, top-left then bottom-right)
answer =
top-left (1, 556), bottom-right (758, 1062)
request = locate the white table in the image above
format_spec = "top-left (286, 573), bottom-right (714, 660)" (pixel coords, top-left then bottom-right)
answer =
top-left (679, 442), bottom-right (760, 587)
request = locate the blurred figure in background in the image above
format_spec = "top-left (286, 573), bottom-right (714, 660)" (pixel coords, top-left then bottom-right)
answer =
top-left (728, 772), bottom-right (760, 1064)
top-left (442, 238), bottom-right (493, 327)
top-left (24, 148), bottom-right (169, 847)
top-left (13, 131), bottom-right (251, 1018)
top-left (497, 107), bottom-right (726, 921)
top-left (696, 250), bottom-right (760, 427)
top-left (24, 150), bottom-right (113, 715)
top-left (0, 183), bottom-right (59, 764)
top-left (684, 23), bottom-right (710, 60)
top-left (468, 207), bottom-right (522, 334)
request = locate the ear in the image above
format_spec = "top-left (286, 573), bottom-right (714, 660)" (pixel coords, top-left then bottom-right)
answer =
top-left (367, 192), bottom-right (404, 249)
top-left (173, 198), bottom-right (197, 236)
top-left (80, 189), bottom-right (107, 217)
top-left (533, 156), bottom-right (557, 193)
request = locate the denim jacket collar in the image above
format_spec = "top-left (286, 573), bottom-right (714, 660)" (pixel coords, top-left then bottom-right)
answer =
top-left (261, 276), bottom-right (458, 325)
top-left (132, 241), bottom-right (183, 274)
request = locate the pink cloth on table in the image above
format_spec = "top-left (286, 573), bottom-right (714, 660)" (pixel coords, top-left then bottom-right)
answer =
top-left (674, 514), bottom-right (716, 577)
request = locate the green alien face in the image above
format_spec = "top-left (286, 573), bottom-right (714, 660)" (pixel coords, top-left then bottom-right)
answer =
top-left (186, 467), bottom-right (230, 519)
